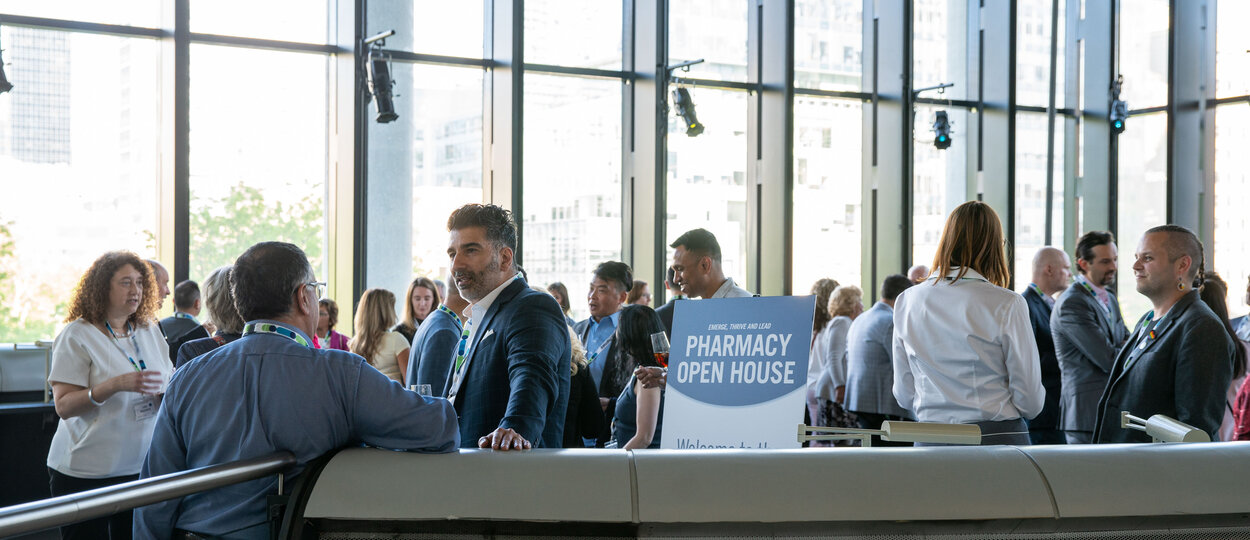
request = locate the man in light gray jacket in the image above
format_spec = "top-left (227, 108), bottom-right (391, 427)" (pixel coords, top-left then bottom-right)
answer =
top-left (845, 274), bottom-right (913, 446)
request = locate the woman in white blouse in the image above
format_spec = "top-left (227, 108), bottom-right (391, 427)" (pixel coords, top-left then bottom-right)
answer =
top-left (814, 285), bottom-right (864, 445)
top-left (891, 201), bottom-right (1045, 445)
top-left (47, 251), bottom-right (173, 539)
top-left (350, 288), bottom-right (411, 383)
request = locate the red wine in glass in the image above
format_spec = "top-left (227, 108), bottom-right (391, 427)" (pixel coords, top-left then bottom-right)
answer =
top-left (654, 352), bottom-right (669, 368)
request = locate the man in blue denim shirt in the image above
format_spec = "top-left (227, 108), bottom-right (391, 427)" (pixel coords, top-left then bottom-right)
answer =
top-left (135, 242), bottom-right (459, 539)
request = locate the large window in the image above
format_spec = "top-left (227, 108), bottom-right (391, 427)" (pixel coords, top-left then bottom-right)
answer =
top-left (794, 0), bottom-right (862, 92)
top-left (1115, 113), bottom-right (1167, 322)
top-left (669, 0), bottom-right (748, 82)
top-left (0, 1), bottom-right (159, 28)
top-left (666, 89), bottom-right (748, 289)
top-left (190, 0), bottom-right (329, 44)
top-left (1216, 0), bottom-right (1250, 98)
top-left (1118, 0), bottom-right (1169, 109)
top-left (1016, 0), bottom-right (1065, 109)
top-left (1214, 106), bottom-right (1250, 320)
top-left (525, 0), bottom-right (621, 69)
top-left (522, 74), bottom-right (623, 322)
top-left (1013, 112), bottom-right (1065, 291)
top-left (187, 45), bottom-right (329, 287)
top-left (792, 98), bottom-right (863, 293)
top-left (0, 28), bottom-right (160, 341)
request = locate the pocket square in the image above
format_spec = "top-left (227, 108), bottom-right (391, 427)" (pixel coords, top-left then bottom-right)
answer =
top-left (480, 329), bottom-right (495, 342)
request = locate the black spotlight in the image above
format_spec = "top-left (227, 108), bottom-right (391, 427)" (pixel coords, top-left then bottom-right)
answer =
top-left (672, 87), bottom-right (704, 137)
top-left (366, 48), bottom-right (398, 124)
top-left (0, 47), bottom-right (12, 94)
top-left (932, 110), bottom-right (952, 150)
top-left (1110, 99), bottom-right (1127, 134)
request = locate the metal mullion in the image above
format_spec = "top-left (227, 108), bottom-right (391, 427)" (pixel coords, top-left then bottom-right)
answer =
top-left (523, 62), bottom-right (627, 80)
top-left (0, 14), bottom-right (165, 38)
top-left (187, 32), bottom-right (341, 54)
top-left (670, 76), bottom-right (757, 92)
top-left (366, 49), bottom-right (491, 68)
top-left (794, 87), bottom-right (872, 100)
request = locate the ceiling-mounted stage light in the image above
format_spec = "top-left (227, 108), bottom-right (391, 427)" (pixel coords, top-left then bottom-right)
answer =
top-left (364, 30), bottom-right (398, 124)
top-left (0, 45), bottom-right (13, 94)
top-left (672, 86), bottom-right (704, 137)
top-left (932, 110), bottom-right (952, 150)
top-left (1110, 74), bottom-right (1126, 134)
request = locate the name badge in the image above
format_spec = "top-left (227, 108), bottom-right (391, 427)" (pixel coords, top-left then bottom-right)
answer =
top-left (133, 396), bottom-right (159, 421)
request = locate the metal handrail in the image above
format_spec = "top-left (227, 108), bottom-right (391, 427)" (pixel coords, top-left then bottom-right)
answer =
top-left (0, 451), bottom-right (296, 538)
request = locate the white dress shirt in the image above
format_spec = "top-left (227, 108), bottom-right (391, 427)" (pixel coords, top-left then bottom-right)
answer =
top-left (891, 268), bottom-right (1045, 424)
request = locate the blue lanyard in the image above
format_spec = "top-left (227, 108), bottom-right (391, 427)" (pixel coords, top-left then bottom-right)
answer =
top-left (105, 321), bottom-right (147, 371)
top-left (173, 312), bottom-right (196, 321)
top-left (1028, 283), bottom-right (1046, 297)
top-left (242, 323), bottom-right (311, 348)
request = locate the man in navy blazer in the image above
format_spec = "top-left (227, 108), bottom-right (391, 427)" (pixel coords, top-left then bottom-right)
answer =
top-left (1051, 231), bottom-right (1131, 443)
top-left (1094, 226), bottom-right (1234, 443)
top-left (408, 272), bottom-right (470, 397)
top-left (444, 204), bottom-right (571, 450)
top-left (1021, 247), bottom-right (1071, 444)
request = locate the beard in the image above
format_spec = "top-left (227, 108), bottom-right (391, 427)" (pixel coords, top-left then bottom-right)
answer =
top-left (454, 252), bottom-right (503, 302)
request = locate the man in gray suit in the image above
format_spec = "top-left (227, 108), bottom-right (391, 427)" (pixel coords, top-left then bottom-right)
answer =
top-left (845, 274), bottom-right (913, 446)
top-left (1051, 231), bottom-right (1131, 444)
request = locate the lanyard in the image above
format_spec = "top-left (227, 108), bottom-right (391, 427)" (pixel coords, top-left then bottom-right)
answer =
top-left (105, 321), bottom-right (147, 371)
top-left (436, 304), bottom-right (464, 332)
top-left (173, 312), bottom-right (196, 321)
top-left (1076, 277), bottom-right (1114, 318)
top-left (242, 322), bottom-right (311, 348)
top-left (586, 325), bottom-right (614, 365)
top-left (452, 318), bottom-right (473, 374)
top-left (1028, 283), bottom-right (1045, 297)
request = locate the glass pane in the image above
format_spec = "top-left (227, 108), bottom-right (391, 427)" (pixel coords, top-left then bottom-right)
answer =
top-left (523, 74), bottom-right (622, 322)
top-left (1216, 0), bottom-right (1250, 98)
top-left (668, 0), bottom-right (748, 82)
top-left (188, 45), bottom-right (329, 287)
top-left (190, 0), bottom-right (328, 44)
top-left (793, 98), bottom-right (862, 293)
top-left (367, 0), bottom-right (484, 58)
top-left (1215, 105), bottom-right (1250, 319)
top-left (912, 104), bottom-right (970, 269)
top-left (0, 29), bottom-right (160, 341)
top-left (1013, 112), bottom-right (1065, 291)
top-left (913, 0), bottom-right (969, 101)
top-left (1115, 112), bottom-right (1167, 322)
top-left (525, 0), bottom-right (622, 69)
top-left (0, 1), bottom-right (160, 28)
top-left (365, 63), bottom-right (484, 297)
top-left (666, 89), bottom-right (748, 291)
top-left (1016, 0), bottom-right (1065, 108)
top-left (794, 0), bottom-right (863, 92)
top-left (1118, 0), bottom-right (1168, 109)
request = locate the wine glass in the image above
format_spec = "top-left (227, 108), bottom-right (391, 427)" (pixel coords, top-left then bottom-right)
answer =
top-left (650, 332), bottom-right (670, 368)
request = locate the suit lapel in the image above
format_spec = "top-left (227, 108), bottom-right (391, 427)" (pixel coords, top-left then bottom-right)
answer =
top-left (448, 278), bottom-right (525, 401)
top-left (1075, 284), bottom-right (1115, 337)
top-left (1113, 293), bottom-right (1197, 386)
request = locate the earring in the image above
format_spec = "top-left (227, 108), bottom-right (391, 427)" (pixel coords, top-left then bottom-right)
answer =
top-left (1177, 280), bottom-right (1185, 291)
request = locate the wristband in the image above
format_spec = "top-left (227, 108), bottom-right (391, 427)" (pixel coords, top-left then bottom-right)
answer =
top-left (87, 387), bottom-right (104, 406)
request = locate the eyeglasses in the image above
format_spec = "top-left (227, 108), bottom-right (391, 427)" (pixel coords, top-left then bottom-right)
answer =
top-left (302, 281), bottom-right (327, 299)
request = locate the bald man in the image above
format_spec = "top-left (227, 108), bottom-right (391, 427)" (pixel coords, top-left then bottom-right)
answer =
top-left (146, 259), bottom-right (172, 310)
top-left (1022, 247), bottom-right (1071, 444)
top-left (907, 264), bottom-right (930, 284)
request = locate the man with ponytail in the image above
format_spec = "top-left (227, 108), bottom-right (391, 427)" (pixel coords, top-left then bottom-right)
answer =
top-left (1093, 225), bottom-right (1235, 443)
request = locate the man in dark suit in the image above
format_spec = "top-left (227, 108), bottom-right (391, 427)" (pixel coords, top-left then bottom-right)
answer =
top-left (653, 267), bottom-right (686, 338)
top-left (159, 280), bottom-right (209, 364)
top-left (573, 261), bottom-right (633, 446)
top-left (444, 204), bottom-right (571, 450)
top-left (1051, 231), bottom-right (1131, 443)
top-left (1022, 247), bottom-right (1071, 444)
top-left (1094, 225), bottom-right (1234, 443)
top-left (408, 271), bottom-right (470, 397)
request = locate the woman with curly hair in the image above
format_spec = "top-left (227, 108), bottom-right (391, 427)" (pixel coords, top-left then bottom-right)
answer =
top-left (804, 278), bottom-right (839, 430)
top-left (394, 277), bottom-right (441, 344)
top-left (47, 251), bottom-right (173, 539)
top-left (350, 288), bottom-right (410, 383)
top-left (812, 284), bottom-right (864, 445)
